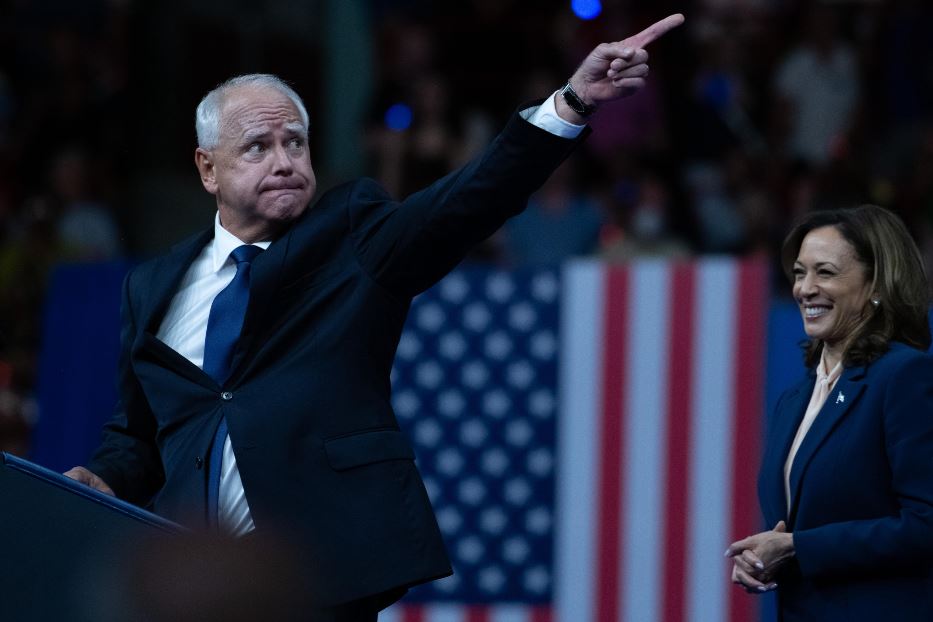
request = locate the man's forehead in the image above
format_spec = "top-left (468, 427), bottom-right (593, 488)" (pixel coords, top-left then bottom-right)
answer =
top-left (219, 86), bottom-right (303, 134)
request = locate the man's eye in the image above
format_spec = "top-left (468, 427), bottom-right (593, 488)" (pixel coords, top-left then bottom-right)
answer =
top-left (247, 143), bottom-right (264, 154)
top-left (288, 138), bottom-right (303, 150)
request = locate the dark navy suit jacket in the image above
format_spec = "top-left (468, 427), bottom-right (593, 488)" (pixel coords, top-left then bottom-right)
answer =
top-left (758, 342), bottom-right (933, 621)
top-left (87, 109), bottom-right (586, 607)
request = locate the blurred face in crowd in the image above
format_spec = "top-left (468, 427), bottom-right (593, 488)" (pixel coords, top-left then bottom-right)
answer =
top-left (195, 85), bottom-right (316, 242)
top-left (792, 225), bottom-right (873, 352)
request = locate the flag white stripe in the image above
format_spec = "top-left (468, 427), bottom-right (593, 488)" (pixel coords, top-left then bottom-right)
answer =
top-left (380, 605), bottom-right (401, 622)
top-left (687, 260), bottom-right (738, 622)
top-left (423, 603), bottom-right (467, 622)
top-left (555, 259), bottom-right (603, 622)
top-left (622, 261), bottom-right (671, 622)
top-left (490, 603), bottom-right (532, 622)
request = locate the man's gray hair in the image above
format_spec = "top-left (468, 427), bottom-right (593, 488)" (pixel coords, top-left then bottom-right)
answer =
top-left (195, 74), bottom-right (310, 149)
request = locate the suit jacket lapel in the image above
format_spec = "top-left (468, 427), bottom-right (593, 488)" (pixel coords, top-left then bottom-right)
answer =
top-left (762, 381), bottom-right (811, 525)
top-left (140, 229), bottom-right (214, 335)
top-left (136, 229), bottom-right (214, 384)
top-left (132, 223), bottom-right (303, 387)
top-left (786, 364), bottom-right (867, 523)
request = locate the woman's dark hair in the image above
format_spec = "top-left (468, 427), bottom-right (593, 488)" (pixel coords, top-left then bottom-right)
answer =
top-left (780, 205), bottom-right (931, 367)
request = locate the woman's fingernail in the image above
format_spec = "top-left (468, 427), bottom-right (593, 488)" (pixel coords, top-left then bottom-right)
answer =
top-left (755, 562), bottom-right (764, 570)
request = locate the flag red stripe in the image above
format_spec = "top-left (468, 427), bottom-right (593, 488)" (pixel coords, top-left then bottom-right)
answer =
top-left (530, 605), bottom-right (552, 622)
top-left (595, 267), bottom-right (629, 622)
top-left (401, 605), bottom-right (424, 622)
top-left (662, 263), bottom-right (696, 622)
top-left (465, 606), bottom-right (487, 622)
top-left (728, 259), bottom-right (768, 622)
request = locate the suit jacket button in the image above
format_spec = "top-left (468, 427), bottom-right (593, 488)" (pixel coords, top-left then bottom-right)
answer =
top-left (195, 456), bottom-right (204, 469)
top-left (221, 391), bottom-right (233, 401)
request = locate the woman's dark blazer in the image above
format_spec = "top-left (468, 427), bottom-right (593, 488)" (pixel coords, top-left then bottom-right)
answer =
top-left (758, 341), bottom-right (933, 621)
top-left (85, 108), bottom-right (586, 608)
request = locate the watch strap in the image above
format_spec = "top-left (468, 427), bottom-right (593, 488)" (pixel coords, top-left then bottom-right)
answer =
top-left (560, 81), bottom-right (597, 117)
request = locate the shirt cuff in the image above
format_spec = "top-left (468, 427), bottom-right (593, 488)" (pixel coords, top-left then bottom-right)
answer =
top-left (521, 90), bottom-right (586, 139)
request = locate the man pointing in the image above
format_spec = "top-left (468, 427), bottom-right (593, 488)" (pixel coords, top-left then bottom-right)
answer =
top-left (67, 14), bottom-right (684, 620)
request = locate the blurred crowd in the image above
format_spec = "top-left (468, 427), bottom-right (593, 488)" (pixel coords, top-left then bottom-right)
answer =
top-left (2, 0), bottom-right (933, 454)
top-left (365, 0), bottom-right (933, 273)
top-left (0, 0), bottom-right (128, 455)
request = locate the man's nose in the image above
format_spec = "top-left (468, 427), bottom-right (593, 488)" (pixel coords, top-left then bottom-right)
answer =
top-left (271, 144), bottom-right (294, 175)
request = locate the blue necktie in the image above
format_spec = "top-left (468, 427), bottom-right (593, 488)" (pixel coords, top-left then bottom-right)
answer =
top-left (204, 244), bottom-right (262, 527)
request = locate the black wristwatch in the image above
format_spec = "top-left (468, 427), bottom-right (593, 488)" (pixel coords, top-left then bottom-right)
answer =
top-left (560, 81), bottom-right (597, 117)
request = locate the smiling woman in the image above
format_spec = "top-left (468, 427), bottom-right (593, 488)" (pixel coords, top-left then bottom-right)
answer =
top-left (790, 225), bottom-right (873, 368)
top-left (780, 205), bottom-right (931, 369)
top-left (727, 205), bottom-right (933, 622)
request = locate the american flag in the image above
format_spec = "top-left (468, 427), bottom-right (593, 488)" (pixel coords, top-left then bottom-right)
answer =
top-left (383, 258), bottom-right (768, 622)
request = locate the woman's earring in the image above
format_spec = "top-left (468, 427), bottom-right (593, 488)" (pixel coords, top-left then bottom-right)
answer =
top-left (870, 298), bottom-right (880, 308)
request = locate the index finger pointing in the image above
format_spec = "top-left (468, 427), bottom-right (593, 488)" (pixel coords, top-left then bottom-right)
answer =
top-left (625, 13), bottom-right (685, 49)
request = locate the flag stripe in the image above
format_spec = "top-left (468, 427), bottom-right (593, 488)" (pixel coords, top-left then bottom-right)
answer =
top-left (662, 262), bottom-right (697, 622)
top-left (728, 259), bottom-right (769, 622)
top-left (426, 604), bottom-right (467, 621)
top-left (489, 604), bottom-right (528, 622)
top-left (595, 266), bottom-right (629, 622)
top-left (555, 260), bottom-right (603, 622)
top-left (385, 604), bottom-right (559, 621)
top-left (622, 261), bottom-right (671, 621)
top-left (686, 260), bottom-right (738, 621)
top-left (395, 604), bottom-right (423, 622)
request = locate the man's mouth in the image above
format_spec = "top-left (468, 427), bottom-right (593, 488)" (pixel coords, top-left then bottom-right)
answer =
top-left (261, 181), bottom-right (304, 192)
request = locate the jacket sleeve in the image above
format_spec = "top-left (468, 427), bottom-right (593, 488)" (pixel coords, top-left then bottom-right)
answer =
top-left (346, 104), bottom-right (588, 298)
top-left (86, 268), bottom-right (165, 505)
top-left (793, 351), bottom-right (933, 578)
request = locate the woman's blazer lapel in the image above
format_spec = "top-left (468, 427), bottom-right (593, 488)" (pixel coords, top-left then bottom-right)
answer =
top-left (785, 365), bottom-right (868, 526)
top-left (761, 381), bottom-right (811, 525)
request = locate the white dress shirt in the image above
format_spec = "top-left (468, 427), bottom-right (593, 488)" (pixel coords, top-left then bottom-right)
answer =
top-left (154, 95), bottom-right (583, 536)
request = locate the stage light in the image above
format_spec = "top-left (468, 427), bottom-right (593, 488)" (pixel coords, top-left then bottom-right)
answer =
top-left (385, 103), bottom-right (413, 131)
top-left (571, 0), bottom-right (602, 20)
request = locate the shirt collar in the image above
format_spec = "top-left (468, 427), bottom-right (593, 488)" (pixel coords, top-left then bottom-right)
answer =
top-left (817, 348), bottom-right (843, 385)
top-left (211, 212), bottom-right (272, 273)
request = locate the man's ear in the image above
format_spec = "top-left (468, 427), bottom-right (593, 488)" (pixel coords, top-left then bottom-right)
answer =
top-left (195, 148), bottom-right (218, 195)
